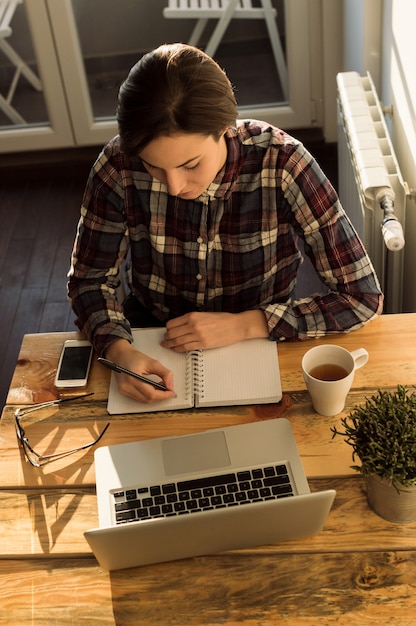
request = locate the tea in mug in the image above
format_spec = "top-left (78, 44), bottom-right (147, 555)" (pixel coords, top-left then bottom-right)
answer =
top-left (308, 363), bottom-right (349, 381)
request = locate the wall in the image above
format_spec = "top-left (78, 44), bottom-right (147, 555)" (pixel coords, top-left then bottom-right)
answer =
top-left (343, 0), bottom-right (382, 90)
top-left (321, 0), bottom-right (343, 142)
top-left (384, 1), bottom-right (416, 312)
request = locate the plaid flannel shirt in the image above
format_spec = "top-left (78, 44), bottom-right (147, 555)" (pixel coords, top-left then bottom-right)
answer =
top-left (68, 120), bottom-right (383, 355)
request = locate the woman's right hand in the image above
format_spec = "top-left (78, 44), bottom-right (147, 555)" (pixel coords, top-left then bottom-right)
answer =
top-left (103, 339), bottom-right (175, 403)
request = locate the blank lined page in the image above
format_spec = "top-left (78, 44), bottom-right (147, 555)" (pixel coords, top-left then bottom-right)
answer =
top-left (196, 338), bottom-right (281, 407)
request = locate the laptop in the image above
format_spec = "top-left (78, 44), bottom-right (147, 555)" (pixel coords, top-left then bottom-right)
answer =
top-left (85, 418), bottom-right (335, 570)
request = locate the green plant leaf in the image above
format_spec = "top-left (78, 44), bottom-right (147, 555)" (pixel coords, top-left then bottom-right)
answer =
top-left (330, 385), bottom-right (416, 487)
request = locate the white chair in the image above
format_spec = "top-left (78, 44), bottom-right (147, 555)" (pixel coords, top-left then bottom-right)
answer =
top-left (0, 0), bottom-right (42, 124)
top-left (163, 0), bottom-right (288, 99)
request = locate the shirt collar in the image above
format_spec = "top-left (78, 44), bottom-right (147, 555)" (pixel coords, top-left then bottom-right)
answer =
top-left (197, 127), bottom-right (241, 201)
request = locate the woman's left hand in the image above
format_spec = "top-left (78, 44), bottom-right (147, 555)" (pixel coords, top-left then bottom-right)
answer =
top-left (161, 310), bottom-right (269, 352)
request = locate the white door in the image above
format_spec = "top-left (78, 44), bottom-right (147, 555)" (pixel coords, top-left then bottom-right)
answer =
top-left (0, 0), bottom-right (73, 152)
top-left (47, 0), bottom-right (314, 146)
top-left (0, 0), bottom-right (317, 153)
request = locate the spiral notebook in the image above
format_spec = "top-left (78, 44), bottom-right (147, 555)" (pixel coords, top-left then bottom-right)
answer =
top-left (106, 328), bottom-right (282, 414)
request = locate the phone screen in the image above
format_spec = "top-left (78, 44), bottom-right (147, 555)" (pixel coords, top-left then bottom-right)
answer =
top-left (57, 345), bottom-right (93, 381)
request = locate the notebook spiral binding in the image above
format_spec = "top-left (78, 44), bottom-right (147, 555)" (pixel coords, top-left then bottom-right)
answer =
top-left (188, 350), bottom-right (205, 402)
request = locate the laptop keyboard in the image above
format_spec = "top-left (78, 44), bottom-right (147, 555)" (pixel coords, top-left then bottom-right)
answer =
top-left (112, 463), bottom-right (294, 525)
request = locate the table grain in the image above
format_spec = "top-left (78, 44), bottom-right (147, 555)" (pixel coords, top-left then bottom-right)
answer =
top-left (1, 314), bottom-right (416, 625)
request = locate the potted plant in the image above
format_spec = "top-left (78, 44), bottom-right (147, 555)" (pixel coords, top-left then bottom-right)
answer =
top-left (331, 385), bottom-right (416, 523)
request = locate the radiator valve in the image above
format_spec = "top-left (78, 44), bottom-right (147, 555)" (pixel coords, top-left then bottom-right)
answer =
top-left (378, 194), bottom-right (405, 251)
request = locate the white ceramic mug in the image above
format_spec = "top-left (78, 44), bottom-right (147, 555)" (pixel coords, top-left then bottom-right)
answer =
top-left (301, 345), bottom-right (369, 416)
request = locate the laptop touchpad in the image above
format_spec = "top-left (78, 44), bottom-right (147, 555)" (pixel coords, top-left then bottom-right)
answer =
top-left (162, 431), bottom-right (231, 476)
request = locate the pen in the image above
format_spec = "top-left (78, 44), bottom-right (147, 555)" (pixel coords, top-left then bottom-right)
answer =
top-left (97, 357), bottom-right (168, 391)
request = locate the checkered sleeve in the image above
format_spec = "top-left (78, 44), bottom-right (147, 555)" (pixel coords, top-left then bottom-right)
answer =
top-left (263, 141), bottom-right (383, 339)
top-left (67, 142), bottom-right (133, 355)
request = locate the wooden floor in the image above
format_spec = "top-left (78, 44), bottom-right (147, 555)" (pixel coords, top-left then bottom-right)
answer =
top-left (0, 137), bottom-right (337, 411)
top-left (0, 148), bottom-right (98, 409)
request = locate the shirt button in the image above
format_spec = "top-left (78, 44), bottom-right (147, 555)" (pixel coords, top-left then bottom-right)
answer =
top-left (196, 274), bottom-right (203, 281)
top-left (197, 237), bottom-right (204, 244)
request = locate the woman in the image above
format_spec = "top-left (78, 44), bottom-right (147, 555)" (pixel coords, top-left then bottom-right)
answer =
top-left (68, 43), bottom-right (383, 404)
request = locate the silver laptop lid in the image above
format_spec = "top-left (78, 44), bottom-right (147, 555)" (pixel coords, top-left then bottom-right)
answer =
top-left (85, 419), bottom-right (335, 570)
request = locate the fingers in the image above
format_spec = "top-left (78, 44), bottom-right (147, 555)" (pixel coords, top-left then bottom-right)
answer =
top-left (162, 313), bottom-right (209, 351)
top-left (163, 310), bottom-right (269, 351)
top-left (163, 312), bottom-right (234, 351)
top-left (117, 369), bottom-right (176, 403)
top-left (107, 344), bottom-right (176, 403)
top-left (116, 361), bottom-right (176, 404)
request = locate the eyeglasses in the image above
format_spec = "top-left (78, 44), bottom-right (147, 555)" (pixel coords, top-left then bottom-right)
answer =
top-left (14, 393), bottom-right (110, 467)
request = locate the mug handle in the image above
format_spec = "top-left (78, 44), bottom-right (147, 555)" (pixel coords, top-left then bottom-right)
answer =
top-left (351, 348), bottom-right (369, 370)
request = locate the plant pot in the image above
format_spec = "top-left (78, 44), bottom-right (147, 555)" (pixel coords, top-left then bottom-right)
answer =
top-left (365, 474), bottom-right (416, 523)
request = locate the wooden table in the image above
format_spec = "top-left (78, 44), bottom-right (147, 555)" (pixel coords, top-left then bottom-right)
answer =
top-left (1, 314), bottom-right (416, 624)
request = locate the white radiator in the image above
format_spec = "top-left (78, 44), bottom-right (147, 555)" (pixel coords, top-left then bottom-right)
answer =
top-left (337, 71), bottom-right (407, 313)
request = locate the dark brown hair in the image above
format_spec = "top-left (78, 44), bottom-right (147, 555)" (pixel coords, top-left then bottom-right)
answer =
top-left (117, 43), bottom-right (237, 156)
